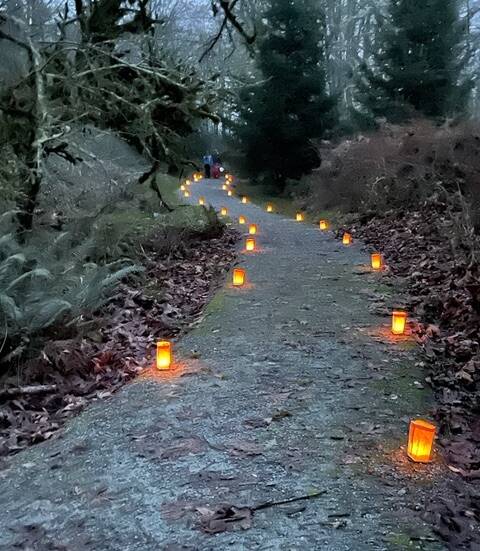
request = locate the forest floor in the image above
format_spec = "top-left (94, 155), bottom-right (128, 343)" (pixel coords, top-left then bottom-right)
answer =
top-left (0, 179), bottom-right (450, 550)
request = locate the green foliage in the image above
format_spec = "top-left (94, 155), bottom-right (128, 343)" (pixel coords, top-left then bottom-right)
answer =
top-left (356, 0), bottom-right (472, 123)
top-left (0, 166), bottom-right (227, 361)
top-left (236, 0), bottom-right (336, 192)
top-left (0, 143), bottom-right (25, 203)
top-left (0, 216), bottom-right (143, 359)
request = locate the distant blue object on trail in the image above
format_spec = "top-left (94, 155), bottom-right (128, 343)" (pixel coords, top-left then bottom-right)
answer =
top-left (203, 154), bottom-right (214, 178)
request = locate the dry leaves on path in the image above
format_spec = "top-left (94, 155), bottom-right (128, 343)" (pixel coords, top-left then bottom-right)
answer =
top-left (138, 436), bottom-right (209, 461)
top-left (197, 505), bottom-right (253, 534)
top-left (196, 491), bottom-right (327, 535)
top-left (228, 440), bottom-right (263, 458)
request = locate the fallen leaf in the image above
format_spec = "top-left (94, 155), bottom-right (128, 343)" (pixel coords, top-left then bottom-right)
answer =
top-left (197, 505), bottom-right (253, 534)
top-left (229, 440), bottom-right (263, 457)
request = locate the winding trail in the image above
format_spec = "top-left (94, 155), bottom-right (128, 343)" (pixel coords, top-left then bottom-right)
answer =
top-left (0, 178), bottom-right (444, 550)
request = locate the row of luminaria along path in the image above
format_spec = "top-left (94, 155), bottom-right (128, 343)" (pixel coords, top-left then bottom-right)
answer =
top-left (168, 172), bottom-right (437, 465)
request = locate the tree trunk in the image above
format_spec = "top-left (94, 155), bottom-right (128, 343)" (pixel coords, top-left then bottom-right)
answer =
top-left (16, 35), bottom-right (48, 240)
top-left (0, 17), bottom-right (48, 240)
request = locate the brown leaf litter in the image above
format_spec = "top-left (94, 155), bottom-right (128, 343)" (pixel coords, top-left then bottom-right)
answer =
top-left (0, 227), bottom-right (238, 458)
top-left (350, 197), bottom-right (480, 548)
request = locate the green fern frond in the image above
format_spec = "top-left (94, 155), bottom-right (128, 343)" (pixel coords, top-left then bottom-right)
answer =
top-left (0, 254), bottom-right (26, 289)
top-left (0, 253), bottom-right (26, 268)
top-left (0, 210), bottom-right (21, 221)
top-left (7, 268), bottom-right (54, 291)
top-left (0, 233), bottom-right (18, 258)
top-left (0, 293), bottom-right (22, 324)
top-left (49, 232), bottom-right (72, 258)
top-left (26, 299), bottom-right (72, 332)
top-left (100, 265), bottom-right (144, 289)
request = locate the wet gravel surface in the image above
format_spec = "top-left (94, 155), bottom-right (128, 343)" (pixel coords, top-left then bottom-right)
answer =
top-left (0, 179), bottom-right (446, 550)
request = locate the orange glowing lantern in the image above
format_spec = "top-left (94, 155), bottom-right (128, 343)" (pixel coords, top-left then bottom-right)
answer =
top-left (199, 197), bottom-right (205, 206)
top-left (391, 310), bottom-right (407, 335)
top-left (296, 213), bottom-right (304, 222)
top-left (407, 419), bottom-right (436, 463)
top-left (239, 215), bottom-right (246, 224)
top-left (245, 237), bottom-right (256, 252)
top-left (156, 341), bottom-right (172, 370)
top-left (342, 232), bottom-right (352, 245)
top-left (184, 190), bottom-right (190, 198)
top-left (186, 179), bottom-right (191, 186)
top-left (371, 253), bottom-right (383, 271)
top-left (266, 204), bottom-right (273, 213)
top-left (222, 184), bottom-right (228, 191)
top-left (228, 190), bottom-right (233, 197)
top-left (221, 207), bottom-right (228, 216)
top-left (319, 220), bottom-right (329, 231)
top-left (233, 268), bottom-right (246, 287)
top-left (242, 196), bottom-right (248, 204)
top-left (249, 224), bottom-right (257, 235)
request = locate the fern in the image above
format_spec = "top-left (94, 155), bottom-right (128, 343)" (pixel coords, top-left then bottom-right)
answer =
top-left (99, 265), bottom-right (144, 289)
top-left (1, 253), bottom-right (26, 267)
top-left (26, 299), bottom-right (72, 332)
top-left (0, 253), bottom-right (26, 286)
top-left (6, 268), bottom-right (53, 291)
top-left (0, 211), bottom-right (144, 353)
top-left (0, 293), bottom-right (22, 324)
top-left (0, 233), bottom-right (18, 259)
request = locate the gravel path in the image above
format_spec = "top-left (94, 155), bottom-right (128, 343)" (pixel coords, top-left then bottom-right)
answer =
top-left (0, 178), bottom-right (445, 550)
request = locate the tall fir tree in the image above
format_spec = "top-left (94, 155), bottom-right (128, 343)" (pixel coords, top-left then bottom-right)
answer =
top-left (236, 0), bottom-right (335, 192)
top-left (356, 0), bottom-right (471, 123)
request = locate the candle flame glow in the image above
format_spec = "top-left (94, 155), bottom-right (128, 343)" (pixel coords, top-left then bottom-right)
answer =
top-left (407, 419), bottom-right (436, 463)
top-left (371, 253), bottom-right (383, 271)
top-left (233, 268), bottom-right (246, 286)
top-left (156, 341), bottom-right (172, 370)
top-left (391, 310), bottom-right (407, 335)
top-left (246, 237), bottom-right (256, 252)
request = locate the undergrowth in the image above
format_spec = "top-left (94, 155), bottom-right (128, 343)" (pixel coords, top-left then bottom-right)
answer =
top-left (0, 171), bottom-right (223, 367)
top-left (302, 119), bottom-right (480, 228)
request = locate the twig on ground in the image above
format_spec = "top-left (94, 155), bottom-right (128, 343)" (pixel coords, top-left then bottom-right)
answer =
top-left (0, 384), bottom-right (58, 399)
top-left (254, 490), bottom-right (327, 511)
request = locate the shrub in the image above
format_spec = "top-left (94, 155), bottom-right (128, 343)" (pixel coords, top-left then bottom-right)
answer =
top-left (304, 119), bottom-right (480, 225)
top-left (0, 214), bottom-right (143, 363)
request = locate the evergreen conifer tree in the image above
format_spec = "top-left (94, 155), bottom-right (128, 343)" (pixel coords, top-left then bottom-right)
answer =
top-left (237, 0), bottom-right (335, 191)
top-left (356, 0), bottom-right (471, 122)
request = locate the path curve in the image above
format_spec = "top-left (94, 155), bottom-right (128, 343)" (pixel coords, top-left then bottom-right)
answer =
top-left (0, 178), bottom-right (443, 550)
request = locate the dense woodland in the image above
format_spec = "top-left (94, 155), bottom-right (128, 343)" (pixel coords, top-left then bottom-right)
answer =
top-left (1, 0), bottom-right (480, 548)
